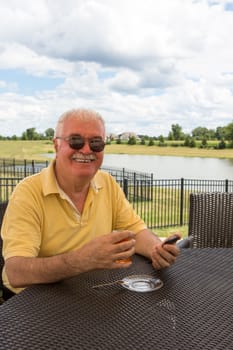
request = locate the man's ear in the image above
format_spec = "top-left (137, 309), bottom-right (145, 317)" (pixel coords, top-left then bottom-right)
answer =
top-left (53, 138), bottom-right (58, 152)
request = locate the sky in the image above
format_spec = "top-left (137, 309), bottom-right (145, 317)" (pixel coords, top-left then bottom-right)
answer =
top-left (0, 0), bottom-right (233, 137)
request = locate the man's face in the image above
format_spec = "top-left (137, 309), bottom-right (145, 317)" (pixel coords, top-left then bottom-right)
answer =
top-left (54, 118), bottom-right (105, 181)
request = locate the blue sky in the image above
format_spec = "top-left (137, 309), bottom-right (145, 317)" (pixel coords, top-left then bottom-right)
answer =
top-left (0, 69), bottom-right (64, 94)
top-left (0, 0), bottom-right (233, 137)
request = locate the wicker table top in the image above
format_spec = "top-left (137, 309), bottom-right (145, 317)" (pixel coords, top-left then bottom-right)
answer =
top-left (0, 249), bottom-right (233, 350)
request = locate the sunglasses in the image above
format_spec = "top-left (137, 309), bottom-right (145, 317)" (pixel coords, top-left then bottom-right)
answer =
top-left (56, 135), bottom-right (105, 152)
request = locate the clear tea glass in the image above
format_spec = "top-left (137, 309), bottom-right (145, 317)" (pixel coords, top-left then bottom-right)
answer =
top-left (115, 237), bottom-right (132, 264)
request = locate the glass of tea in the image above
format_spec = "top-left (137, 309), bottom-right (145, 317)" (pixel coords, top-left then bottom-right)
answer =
top-left (115, 237), bottom-right (133, 264)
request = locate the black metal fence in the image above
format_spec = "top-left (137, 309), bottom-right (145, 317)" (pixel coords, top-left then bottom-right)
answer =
top-left (1, 159), bottom-right (233, 229)
top-left (0, 159), bottom-right (49, 178)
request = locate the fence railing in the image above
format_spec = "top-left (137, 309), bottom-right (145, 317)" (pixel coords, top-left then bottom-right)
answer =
top-left (0, 159), bottom-right (49, 178)
top-left (123, 177), bottom-right (233, 228)
top-left (1, 159), bottom-right (233, 229)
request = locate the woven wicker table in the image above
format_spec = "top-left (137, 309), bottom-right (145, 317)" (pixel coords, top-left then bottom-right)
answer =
top-left (0, 249), bottom-right (233, 350)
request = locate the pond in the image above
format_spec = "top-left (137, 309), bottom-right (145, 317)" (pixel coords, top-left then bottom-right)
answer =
top-left (103, 154), bottom-right (233, 180)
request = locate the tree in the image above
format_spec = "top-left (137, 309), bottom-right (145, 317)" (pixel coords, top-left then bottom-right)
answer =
top-left (158, 135), bottom-right (166, 146)
top-left (218, 139), bottom-right (226, 149)
top-left (208, 129), bottom-right (216, 140)
top-left (169, 124), bottom-right (184, 140)
top-left (224, 122), bottom-right (233, 146)
top-left (45, 128), bottom-right (54, 139)
top-left (189, 139), bottom-right (196, 148)
top-left (148, 138), bottom-right (154, 146)
top-left (167, 131), bottom-right (174, 140)
top-left (183, 136), bottom-right (191, 147)
top-left (215, 126), bottom-right (227, 140)
top-left (192, 127), bottom-right (210, 140)
top-left (128, 136), bottom-right (137, 145)
top-left (140, 138), bottom-right (146, 145)
top-left (22, 128), bottom-right (39, 140)
top-left (200, 138), bottom-right (208, 148)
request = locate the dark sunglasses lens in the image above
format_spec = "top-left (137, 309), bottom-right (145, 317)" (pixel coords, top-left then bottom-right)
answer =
top-left (89, 139), bottom-right (105, 152)
top-left (69, 137), bottom-right (85, 150)
top-left (68, 136), bottom-right (105, 152)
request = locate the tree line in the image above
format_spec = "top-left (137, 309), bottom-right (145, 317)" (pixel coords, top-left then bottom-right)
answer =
top-left (1, 122), bottom-right (233, 149)
top-left (0, 128), bottom-right (54, 140)
top-left (113, 122), bottom-right (233, 149)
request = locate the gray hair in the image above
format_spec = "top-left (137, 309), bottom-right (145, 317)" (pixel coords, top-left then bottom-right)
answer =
top-left (54, 108), bottom-right (105, 137)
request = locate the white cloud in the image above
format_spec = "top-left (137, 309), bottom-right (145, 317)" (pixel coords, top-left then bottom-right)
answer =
top-left (0, 0), bottom-right (232, 136)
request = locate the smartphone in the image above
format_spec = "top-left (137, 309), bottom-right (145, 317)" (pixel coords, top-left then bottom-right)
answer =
top-left (162, 234), bottom-right (180, 245)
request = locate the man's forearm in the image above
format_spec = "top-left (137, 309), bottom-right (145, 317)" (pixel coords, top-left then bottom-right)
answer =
top-left (135, 229), bottom-right (162, 259)
top-left (5, 251), bottom-right (86, 288)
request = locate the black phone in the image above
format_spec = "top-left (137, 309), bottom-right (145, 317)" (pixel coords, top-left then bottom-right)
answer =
top-left (162, 235), bottom-right (180, 245)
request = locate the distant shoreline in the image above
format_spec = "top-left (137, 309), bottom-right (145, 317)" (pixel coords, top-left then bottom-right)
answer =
top-left (104, 144), bottom-right (233, 159)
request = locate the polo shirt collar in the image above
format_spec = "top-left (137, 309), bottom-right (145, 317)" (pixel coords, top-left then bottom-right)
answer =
top-left (41, 159), bottom-right (103, 196)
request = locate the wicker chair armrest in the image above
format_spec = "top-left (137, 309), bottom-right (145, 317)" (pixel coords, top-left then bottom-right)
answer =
top-left (177, 235), bottom-right (193, 248)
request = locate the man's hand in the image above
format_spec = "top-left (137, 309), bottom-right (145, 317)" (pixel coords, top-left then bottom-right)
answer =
top-left (74, 230), bottom-right (136, 272)
top-left (151, 233), bottom-right (181, 270)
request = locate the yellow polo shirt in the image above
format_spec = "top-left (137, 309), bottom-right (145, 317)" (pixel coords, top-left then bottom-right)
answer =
top-left (1, 161), bottom-right (147, 293)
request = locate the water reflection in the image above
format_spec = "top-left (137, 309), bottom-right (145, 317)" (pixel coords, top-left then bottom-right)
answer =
top-left (103, 154), bottom-right (233, 180)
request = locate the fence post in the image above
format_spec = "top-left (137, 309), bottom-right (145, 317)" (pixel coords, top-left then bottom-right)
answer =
top-left (32, 160), bottom-right (35, 174)
top-left (123, 178), bottom-right (128, 198)
top-left (180, 178), bottom-right (184, 226)
top-left (24, 159), bottom-right (27, 178)
top-left (133, 172), bottom-right (136, 201)
top-left (3, 159), bottom-right (5, 177)
top-left (225, 179), bottom-right (229, 192)
top-left (150, 173), bottom-right (153, 202)
top-left (13, 158), bottom-right (16, 177)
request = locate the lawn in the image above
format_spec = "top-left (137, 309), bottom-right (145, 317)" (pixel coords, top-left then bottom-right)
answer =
top-left (0, 140), bottom-right (54, 160)
top-left (104, 143), bottom-right (233, 158)
top-left (154, 225), bottom-right (188, 239)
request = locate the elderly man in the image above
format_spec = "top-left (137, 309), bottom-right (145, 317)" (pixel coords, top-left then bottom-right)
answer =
top-left (1, 109), bottom-right (180, 299)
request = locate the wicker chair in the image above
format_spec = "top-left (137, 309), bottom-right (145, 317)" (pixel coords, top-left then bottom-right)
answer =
top-left (0, 202), bottom-right (8, 297)
top-left (179, 192), bottom-right (233, 248)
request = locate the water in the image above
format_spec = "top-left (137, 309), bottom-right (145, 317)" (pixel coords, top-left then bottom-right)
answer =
top-left (103, 154), bottom-right (233, 180)
top-left (44, 153), bottom-right (233, 180)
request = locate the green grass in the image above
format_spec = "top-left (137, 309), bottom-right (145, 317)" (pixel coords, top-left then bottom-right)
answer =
top-left (105, 143), bottom-right (233, 158)
top-left (154, 225), bottom-right (188, 239)
top-left (129, 185), bottom-right (190, 228)
top-left (0, 140), bottom-right (54, 160)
